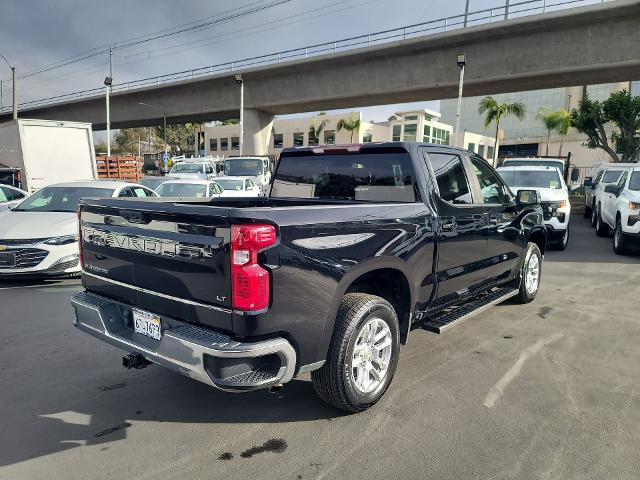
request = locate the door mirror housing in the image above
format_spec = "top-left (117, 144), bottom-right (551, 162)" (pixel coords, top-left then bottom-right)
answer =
top-left (516, 189), bottom-right (539, 206)
top-left (570, 168), bottom-right (580, 182)
top-left (604, 184), bottom-right (620, 195)
top-left (583, 176), bottom-right (593, 187)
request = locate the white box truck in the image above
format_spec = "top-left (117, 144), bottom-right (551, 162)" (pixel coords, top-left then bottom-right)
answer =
top-left (0, 119), bottom-right (98, 192)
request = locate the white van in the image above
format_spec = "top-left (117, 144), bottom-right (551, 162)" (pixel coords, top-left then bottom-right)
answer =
top-left (223, 157), bottom-right (271, 195)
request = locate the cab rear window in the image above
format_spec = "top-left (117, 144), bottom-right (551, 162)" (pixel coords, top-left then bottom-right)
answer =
top-left (272, 152), bottom-right (419, 202)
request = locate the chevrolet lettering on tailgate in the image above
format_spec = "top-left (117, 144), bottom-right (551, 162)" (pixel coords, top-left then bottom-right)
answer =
top-left (82, 227), bottom-right (216, 259)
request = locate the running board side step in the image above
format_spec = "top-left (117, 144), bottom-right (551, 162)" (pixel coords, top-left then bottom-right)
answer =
top-left (420, 287), bottom-right (518, 334)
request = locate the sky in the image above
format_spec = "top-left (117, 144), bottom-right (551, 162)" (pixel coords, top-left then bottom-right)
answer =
top-left (0, 0), bottom-right (598, 132)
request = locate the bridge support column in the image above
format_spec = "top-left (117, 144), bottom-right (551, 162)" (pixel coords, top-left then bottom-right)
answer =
top-left (243, 109), bottom-right (274, 156)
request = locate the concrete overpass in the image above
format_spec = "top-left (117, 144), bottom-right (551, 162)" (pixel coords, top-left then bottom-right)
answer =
top-left (3, 0), bottom-right (640, 154)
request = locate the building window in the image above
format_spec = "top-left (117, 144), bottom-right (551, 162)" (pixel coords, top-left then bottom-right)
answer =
top-left (273, 133), bottom-right (283, 149)
top-left (308, 130), bottom-right (319, 146)
top-left (231, 137), bottom-right (240, 150)
top-left (392, 125), bottom-right (401, 142)
top-left (423, 125), bottom-right (431, 142)
top-left (324, 130), bottom-right (335, 145)
top-left (487, 146), bottom-right (495, 159)
top-left (432, 128), bottom-right (450, 145)
top-left (478, 145), bottom-right (485, 157)
top-left (404, 115), bottom-right (418, 121)
top-left (363, 133), bottom-right (372, 143)
top-left (293, 132), bottom-right (304, 146)
top-left (209, 138), bottom-right (217, 151)
top-left (220, 138), bottom-right (228, 151)
top-left (467, 142), bottom-right (476, 153)
top-left (403, 124), bottom-right (417, 142)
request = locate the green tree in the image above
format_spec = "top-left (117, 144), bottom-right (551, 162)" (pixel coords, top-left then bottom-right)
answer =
top-left (536, 108), bottom-right (559, 156)
top-left (478, 97), bottom-right (526, 164)
top-left (536, 108), bottom-right (572, 156)
top-left (570, 91), bottom-right (640, 162)
top-left (309, 112), bottom-right (329, 145)
top-left (154, 123), bottom-right (201, 155)
top-left (336, 114), bottom-right (361, 143)
top-left (551, 109), bottom-right (571, 156)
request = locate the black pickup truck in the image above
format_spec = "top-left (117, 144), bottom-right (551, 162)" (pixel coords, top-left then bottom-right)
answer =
top-left (72, 143), bottom-right (546, 413)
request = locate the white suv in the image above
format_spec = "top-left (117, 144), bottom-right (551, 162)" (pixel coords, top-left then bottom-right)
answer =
top-left (595, 166), bottom-right (640, 254)
top-left (586, 164), bottom-right (635, 227)
top-left (497, 165), bottom-right (571, 250)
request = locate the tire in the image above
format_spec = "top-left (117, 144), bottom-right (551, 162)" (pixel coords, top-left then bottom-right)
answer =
top-left (591, 203), bottom-right (598, 227)
top-left (514, 242), bottom-right (542, 304)
top-left (555, 225), bottom-right (569, 251)
top-left (596, 208), bottom-right (609, 237)
top-left (613, 218), bottom-right (628, 255)
top-left (311, 293), bottom-right (400, 413)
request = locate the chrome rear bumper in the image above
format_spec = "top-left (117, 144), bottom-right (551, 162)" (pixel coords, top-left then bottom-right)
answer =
top-left (71, 291), bottom-right (296, 391)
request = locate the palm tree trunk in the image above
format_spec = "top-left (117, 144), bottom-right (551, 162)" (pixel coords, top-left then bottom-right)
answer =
top-left (546, 130), bottom-right (550, 156)
top-left (493, 120), bottom-right (500, 166)
top-left (559, 135), bottom-right (564, 157)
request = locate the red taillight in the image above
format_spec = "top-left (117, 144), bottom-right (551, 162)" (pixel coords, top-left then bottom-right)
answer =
top-left (230, 224), bottom-right (276, 311)
top-left (78, 208), bottom-right (84, 269)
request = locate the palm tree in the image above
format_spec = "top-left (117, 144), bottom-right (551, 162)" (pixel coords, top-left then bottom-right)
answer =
top-left (551, 109), bottom-right (571, 156)
top-left (309, 112), bottom-right (329, 145)
top-left (336, 114), bottom-right (362, 143)
top-left (478, 97), bottom-right (526, 165)
top-left (536, 108), bottom-right (559, 155)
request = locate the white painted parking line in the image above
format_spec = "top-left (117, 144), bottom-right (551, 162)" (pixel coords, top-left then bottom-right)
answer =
top-left (484, 332), bottom-right (564, 408)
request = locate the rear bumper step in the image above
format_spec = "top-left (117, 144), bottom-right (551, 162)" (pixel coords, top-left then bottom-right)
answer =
top-left (420, 287), bottom-right (518, 334)
top-left (71, 291), bottom-right (297, 392)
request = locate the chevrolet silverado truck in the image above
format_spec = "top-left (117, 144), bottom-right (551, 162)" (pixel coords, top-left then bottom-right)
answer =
top-left (71, 143), bottom-right (547, 413)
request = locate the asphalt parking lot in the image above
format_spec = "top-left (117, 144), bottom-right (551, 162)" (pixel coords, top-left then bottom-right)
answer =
top-left (1, 216), bottom-right (640, 480)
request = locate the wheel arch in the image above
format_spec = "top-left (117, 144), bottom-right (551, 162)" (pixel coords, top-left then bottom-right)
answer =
top-left (317, 259), bottom-right (415, 359)
top-left (528, 226), bottom-right (547, 255)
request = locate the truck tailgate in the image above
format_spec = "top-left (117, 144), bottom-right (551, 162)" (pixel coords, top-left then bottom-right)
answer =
top-left (79, 200), bottom-right (233, 331)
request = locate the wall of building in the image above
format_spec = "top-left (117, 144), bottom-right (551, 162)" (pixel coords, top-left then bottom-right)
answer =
top-left (201, 111), bottom-right (390, 157)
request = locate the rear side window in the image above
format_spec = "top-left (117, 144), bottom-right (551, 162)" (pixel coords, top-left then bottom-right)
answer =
top-left (427, 153), bottom-right (472, 205)
top-left (0, 186), bottom-right (24, 201)
top-left (272, 152), bottom-right (419, 202)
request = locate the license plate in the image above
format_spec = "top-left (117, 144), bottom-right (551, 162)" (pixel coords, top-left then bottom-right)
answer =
top-left (0, 252), bottom-right (15, 266)
top-left (133, 309), bottom-right (162, 341)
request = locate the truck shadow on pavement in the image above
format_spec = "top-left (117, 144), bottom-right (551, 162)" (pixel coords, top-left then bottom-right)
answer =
top-left (1, 366), bottom-right (343, 467)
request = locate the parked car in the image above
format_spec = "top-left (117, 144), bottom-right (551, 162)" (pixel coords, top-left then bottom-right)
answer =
top-left (166, 161), bottom-right (216, 180)
top-left (215, 176), bottom-right (262, 197)
top-left (0, 181), bottom-right (157, 278)
top-left (223, 157), bottom-right (271, 195)
top-left (72, 143), bottom-right (547, 413)
top-left (501, 156), bottom-right (581, 190)
top-left (497, 165), bottom-right (570, 250)
top-left (138, 176), bottom-right (167, 191)
top-left (0, 184), bottom-right (28, 212)
top-left (585, 164), bottom-right (635, 226)
top-left (594, 166), bottom-right (640, 254)
top-left (155, 179), bottom-right (223, 198)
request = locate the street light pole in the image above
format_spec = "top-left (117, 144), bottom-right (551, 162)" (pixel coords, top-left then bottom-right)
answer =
top-left (454, 53), bottom-right (466, 148)
top-left (105, 45), bottom-right (113, 157)
top-left (0, 54), bottom-right (17, 119)
top-left (235, 74), bottom-right (244, 156)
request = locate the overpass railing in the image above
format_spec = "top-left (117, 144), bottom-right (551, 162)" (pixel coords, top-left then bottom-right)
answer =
top-left (2, 0), bottom-right (605, 114)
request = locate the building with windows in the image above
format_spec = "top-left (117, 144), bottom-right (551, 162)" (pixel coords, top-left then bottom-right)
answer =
top-left (440, 82), bottom-right (639, 167)
top-left (390, 109), bottom-right (495, 157)
top-left (201, 111), bottom-right (388, 158)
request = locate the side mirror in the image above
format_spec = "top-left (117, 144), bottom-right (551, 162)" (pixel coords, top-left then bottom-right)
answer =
top-left (604, 184), bottom-right (620, 195)
top-left (583, 176), bottom-right (593, 188)
top-left (570, 168), bottom-right (580, 182)
top-left (516, 189), bottom-right (539, 206)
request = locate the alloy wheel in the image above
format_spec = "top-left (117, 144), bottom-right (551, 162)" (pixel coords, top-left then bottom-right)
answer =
top-left (350, 317), bottom-right (393, 394)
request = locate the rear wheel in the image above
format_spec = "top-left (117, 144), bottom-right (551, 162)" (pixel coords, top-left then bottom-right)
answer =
top-left (596, 208), bottom-right (609, 237)
top-left (556, 225), bottom-right (569, 251)
top-left (613, 218), bottom-right (628, 255)
top-left (312, 293), bottom-right (400, 413)
top-left (514, 242), bottom-right (542, 304)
